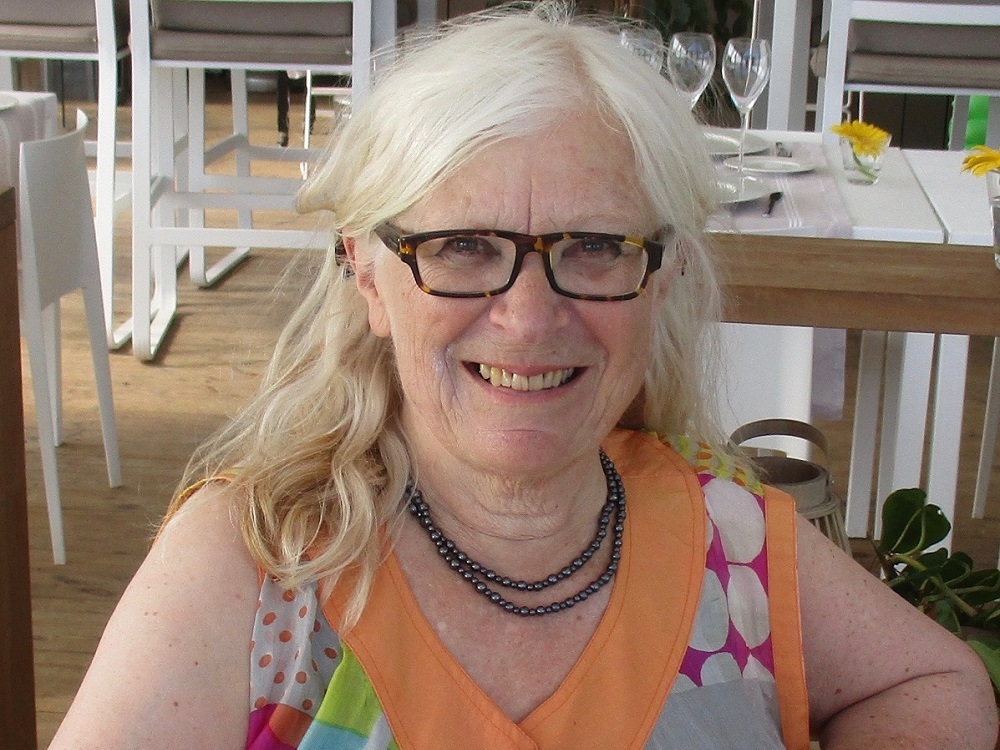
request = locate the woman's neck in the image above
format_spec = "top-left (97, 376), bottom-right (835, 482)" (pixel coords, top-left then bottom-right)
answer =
top-left (405, 447), bottom-right (611, 584)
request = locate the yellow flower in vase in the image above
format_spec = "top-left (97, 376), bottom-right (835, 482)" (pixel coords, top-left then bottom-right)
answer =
top-left (961, 145), bottom-right (1000, 177)
top-left (961, 145), bottom-right (1000, 271)
top-left (830, 120), bottom-right (891, 183)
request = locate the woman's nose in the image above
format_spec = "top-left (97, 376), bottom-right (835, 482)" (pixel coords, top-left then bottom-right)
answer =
top-left (488, 253), bottom-right (568, 333)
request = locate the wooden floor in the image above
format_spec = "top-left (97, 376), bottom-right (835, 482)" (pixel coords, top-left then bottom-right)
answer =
top-left (21, 83), bottom-right (1000, 746)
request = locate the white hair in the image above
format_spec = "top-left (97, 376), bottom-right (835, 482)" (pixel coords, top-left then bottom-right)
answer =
top-left (172, 0), bottom-right (726, 628)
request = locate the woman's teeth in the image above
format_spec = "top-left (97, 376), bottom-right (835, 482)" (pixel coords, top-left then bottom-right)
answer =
top-left (477, 364), bottom-right (575, 391)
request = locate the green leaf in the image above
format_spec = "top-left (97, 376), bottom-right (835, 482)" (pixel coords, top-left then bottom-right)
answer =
top-left (939, 553), bottom-right (974, 586)
top-left (932, 598), bottom-right (961, 633)
top-left (967, 639), bottom-right (1000, 697)
top-left (878, 488), bottom-right (951, 555)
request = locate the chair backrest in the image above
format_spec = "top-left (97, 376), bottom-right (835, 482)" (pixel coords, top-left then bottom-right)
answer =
top-left (134, 0), bottom-right (370, 100)
top-left (145, 0), bottom-right (357, 69)
top-left (0, 0), bottom-right (128, 57)
top-left (151, 0), bottom-right (351, 37)
top-left (819, 0), bottom-right (1000, 144)
top-left (18, 110), bottom-right (101, 309)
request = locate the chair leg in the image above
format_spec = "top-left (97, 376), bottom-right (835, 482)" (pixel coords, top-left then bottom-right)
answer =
top-left (974, 338), bottom-right (1000, 520)
top-left (95, 49), bottom-right (129, 349)
top-left (186, 68), bottom-right (251, 288)
top-left (950, 96), bottom-right (971, 150)
top-left (41, 302), bottom-right (62, 446)
top-left (131, 63), bottom-right (179, 361)
top-left (22, 302), bottom-right (66, 564)
top-left (83, 278), bottom-right (122, 487)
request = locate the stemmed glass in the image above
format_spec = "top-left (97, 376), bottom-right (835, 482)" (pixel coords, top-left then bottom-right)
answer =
top-left (666, 32), bottom-right (717, 111)
top-left (620, 26), bottom-right (665, 72)
top-left (721, 37), bottom-right (771, 178)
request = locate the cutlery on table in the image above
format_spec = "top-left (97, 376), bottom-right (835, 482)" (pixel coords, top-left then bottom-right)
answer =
top-left (763, 191), bottom-right (783, 216)
top-left (774, 142), bottom-right (793, 158)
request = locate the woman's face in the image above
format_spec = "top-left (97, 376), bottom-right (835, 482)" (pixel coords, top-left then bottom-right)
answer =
top-left (350, 115), bottom-right (672, 479)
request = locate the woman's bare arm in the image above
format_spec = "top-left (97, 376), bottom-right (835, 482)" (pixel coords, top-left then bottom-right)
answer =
top-left (798, 516), bottom-right (998, 749)
top-left (48, 483), bottom-right (259, 750)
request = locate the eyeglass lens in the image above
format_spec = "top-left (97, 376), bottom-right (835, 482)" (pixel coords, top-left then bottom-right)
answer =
top-left (411, 233), bottom-right (649, 297)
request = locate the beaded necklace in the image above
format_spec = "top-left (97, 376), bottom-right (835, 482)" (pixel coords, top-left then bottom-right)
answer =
top-left (407, 450), bottom-right (626, 617)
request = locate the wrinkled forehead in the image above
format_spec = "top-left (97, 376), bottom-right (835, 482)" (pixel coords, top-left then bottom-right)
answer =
top-left (395, 114), bottom-right (655, 235)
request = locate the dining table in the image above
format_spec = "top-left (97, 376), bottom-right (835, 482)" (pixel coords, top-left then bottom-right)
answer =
top-left (708, 127), bottom-right (999, 550)
top-left (0, 89), bottom-right (58, 750)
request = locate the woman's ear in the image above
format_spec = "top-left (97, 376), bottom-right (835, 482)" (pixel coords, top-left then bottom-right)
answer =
top-left (343, 235), bottom-right (391, 338)
top-left (653, 237), bottom-right (684, 304)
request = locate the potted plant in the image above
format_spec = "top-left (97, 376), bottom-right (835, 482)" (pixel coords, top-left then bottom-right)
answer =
top-left (873, 488), bottom-right (1000, 700)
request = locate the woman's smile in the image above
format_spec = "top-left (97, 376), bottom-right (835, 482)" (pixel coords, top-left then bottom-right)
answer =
top-left (474, 363), bottom-right (577, 392)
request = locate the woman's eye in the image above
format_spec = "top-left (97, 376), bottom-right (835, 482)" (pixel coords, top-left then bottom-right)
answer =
top-left (440, 236), bottom-right (495, 256)
top-left (566, 238), bottom-right (624, 259)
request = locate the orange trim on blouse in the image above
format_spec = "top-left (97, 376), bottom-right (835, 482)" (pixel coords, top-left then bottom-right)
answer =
top-left (763, 486), bottom-right (811, 750)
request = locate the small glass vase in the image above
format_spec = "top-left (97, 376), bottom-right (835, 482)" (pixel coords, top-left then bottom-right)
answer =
top-left (988, 171), bottom-right (1000, 271)
top-left (840, 134), bottom-right (891, 185)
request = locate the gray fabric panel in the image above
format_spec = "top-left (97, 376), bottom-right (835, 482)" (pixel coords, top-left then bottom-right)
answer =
top-left (847, 53), bottom-right (1000, 89)
top-left (149, 29), bottom-right (353, 66)
top-left (645, 680), bottom-right (787, 750)
top-left (0, 24), bottom-right (99, 55)
top-left (850, 21), bottom-right (999, 59)
top-left (0, 0), bottom-right (96, 26)
top-left (151, 0), bottom-right (353, 37)
top-left (848, 0), bottom-right (1000, 58)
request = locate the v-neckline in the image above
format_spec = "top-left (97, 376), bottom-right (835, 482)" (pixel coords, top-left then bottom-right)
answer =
top-left (322, 430), bottom-right (707, 749)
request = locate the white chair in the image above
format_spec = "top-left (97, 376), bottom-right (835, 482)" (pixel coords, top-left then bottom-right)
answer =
top-left (817, 0), bottom-right (1000, 147)
top-left (0, 0), bottom-right (133, 349)
top-left (18, 110), bottom-right (122, 565)
top-left (128, 0), bottom-right (373, 361)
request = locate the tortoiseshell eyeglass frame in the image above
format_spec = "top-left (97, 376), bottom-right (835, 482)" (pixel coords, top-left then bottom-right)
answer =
top-left (372, 224), bottom-right (671, 301)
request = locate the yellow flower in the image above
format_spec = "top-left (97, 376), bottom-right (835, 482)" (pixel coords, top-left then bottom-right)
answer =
top-left (830, 120), bottom-right (891, 157)
top-left (961, 145), bottom-right (1000, 177)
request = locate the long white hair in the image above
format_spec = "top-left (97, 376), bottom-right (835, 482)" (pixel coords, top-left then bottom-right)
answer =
top-left (170, 0), bottom-right (725, 627)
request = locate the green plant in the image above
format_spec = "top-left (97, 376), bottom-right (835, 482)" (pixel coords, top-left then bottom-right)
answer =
top-left (874, 488), bottom-right (1000, 698)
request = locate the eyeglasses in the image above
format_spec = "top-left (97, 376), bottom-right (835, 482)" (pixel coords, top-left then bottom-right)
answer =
top-left (373, 224), bottom-right (671, 301)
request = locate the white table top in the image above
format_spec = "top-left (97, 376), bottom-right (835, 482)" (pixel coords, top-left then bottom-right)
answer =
top-left (903, 149), bottom-right (994, 247)
top-left (709, 128), bottom-right (945, 244)
top-left (0, 91), bottom-right (59, 190)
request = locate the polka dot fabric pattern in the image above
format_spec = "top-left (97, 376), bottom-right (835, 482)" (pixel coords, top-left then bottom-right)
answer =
top-left (673, 474), bottom-right (776, 693)
top-left (247, 578), bottom-right (342, 749)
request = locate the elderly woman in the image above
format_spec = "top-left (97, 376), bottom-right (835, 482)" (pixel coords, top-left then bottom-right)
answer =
top-left (51, 4), bottom-right (995, 749)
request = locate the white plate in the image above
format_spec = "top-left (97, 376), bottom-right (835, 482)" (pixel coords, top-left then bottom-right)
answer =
top-left (717, 174), bottom-right (773, 204)
top-left (723, 155), bottom-right (814, 175)
top-left (703, 128), bottom-right (770, 158)
top-left (0, 93), bottom-right (18, 112)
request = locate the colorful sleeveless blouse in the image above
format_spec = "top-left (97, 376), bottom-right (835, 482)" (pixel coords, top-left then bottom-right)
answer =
top-left (245, 429), bottom-right (810, 750)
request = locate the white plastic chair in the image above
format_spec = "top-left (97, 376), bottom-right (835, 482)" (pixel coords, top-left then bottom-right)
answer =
top-left (18, 110), bottom-right (123, 565)
top-left (127, 0), bottom-right (373, 360)
top-left (0, 0), bottom-right (133, 349)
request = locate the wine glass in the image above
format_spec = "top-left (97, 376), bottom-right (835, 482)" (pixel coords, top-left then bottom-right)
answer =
top-left (666, 32), bottom-right (717, 111)
top-left (620, 26), bottom-right (665, 72)
top-left (721, 37), bottom-right (771, 178)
